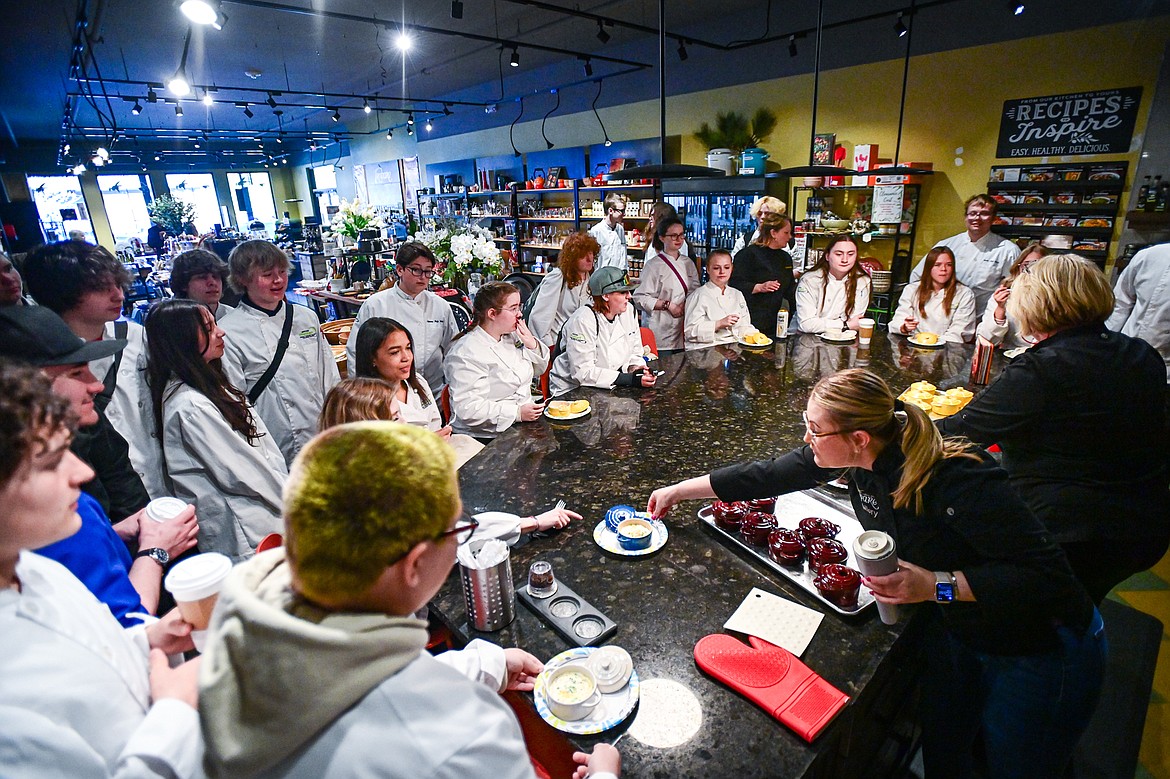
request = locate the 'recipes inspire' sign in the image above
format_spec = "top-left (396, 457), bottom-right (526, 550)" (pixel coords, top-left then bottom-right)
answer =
top-left (996, 87), bottom-right (1142, 159)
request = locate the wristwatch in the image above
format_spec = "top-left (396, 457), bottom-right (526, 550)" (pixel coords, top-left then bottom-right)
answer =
top-left (135, 547), bottom-right (170, 567)
top-left (934, 571), bottom-right (957, 603)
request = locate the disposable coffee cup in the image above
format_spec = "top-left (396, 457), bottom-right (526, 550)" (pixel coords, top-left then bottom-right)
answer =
top-left (164, 552), bottom-right (232, 630)
top-left (853, 530), bottom-right (899, 625)
top-left (145, 497), bottom-right (187, 523)
top-left (858, 318), bottom-right (875, 347)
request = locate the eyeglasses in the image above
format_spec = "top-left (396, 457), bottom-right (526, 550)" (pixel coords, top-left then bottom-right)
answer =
top-left (802, 411), bottom-right (855, 439)
top-left (400, 265), bottom-right (435, 278)
top-left (664, 231), bottom-right (686, 240)
top-left (965, 210), bottom-right (993, 219)
top-left (435, 512), bottom-right (479, 546)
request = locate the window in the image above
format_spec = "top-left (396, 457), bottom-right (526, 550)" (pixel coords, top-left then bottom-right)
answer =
top-left (311, 164), bottom-right (340, 226)
top-left (227, 172), bottom-right (278, 236)
top-left (26, 175), bottom-right (94, 243)
top-left (98, 175), bottom-right (154, 245)
top-left (164, 173), bottom-right (221, 234)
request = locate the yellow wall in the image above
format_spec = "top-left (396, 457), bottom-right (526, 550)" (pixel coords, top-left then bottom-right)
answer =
top-left (318, 16), bottom-right (1169, 266)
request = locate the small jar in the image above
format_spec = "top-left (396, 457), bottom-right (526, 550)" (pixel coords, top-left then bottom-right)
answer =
top-left (740, 511), bottom-right (778, 546)
top-left (746, 497), bottom-right (777, 515)
top-left (767, 528), bottom-right (805, 568)
top-left (798, 517), bottom-right (840, 545)
top-left (712, 501), bottom-right (748, 531)
top-left (806, 537), bottom-right (848, 573)
top-left (814, 564), bottom-right (862, 609)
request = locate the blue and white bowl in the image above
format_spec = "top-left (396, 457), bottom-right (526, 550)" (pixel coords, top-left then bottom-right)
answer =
top-left (604, 504), bottom-right (637, 533)
top-left (616, 518), bottom-right (654, 551)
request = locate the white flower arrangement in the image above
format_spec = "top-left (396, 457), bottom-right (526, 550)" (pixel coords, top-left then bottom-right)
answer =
top-left (408, 220), bottom-right (503, 283)
top-left (331, 198), bottom-right (384, 240)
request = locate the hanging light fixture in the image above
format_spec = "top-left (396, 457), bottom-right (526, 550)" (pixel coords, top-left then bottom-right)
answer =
top-left (243, 105), bottom-right (254, 118)
top-left (582, 57), bottom-right (593, 77)
top-left (266, 93), bottom-right (278, 108)
top-left (387, 128), bottom-right (394, 139)
top-left (591, 79), bottom-right (612, 148)
top-left (131, 100), bottom-right (143, 115)
top-left (894, 13), bottom-right (908, 37)
top-left (677, 40), bottom-right (688, 61)
top-left (202, 91), bottom-right (214, 107)
top-left (443, 104), bottom-right (453, 116)
top-left (167, 31), bottom-right (192, 97)
top-left (395, 30), bottom-right (412, 52)
top-left (363, 98), bottom-right (372, 114)
top-left (868, 2), bottom-right (934, 178)
top-left (425, 117), bottom-right (433, 132)
top-left (540, 88), bottom-right (559, 150)
top-left (175, 103), bottom-right (184, 117)
top-left (407, 112), bottom-right (415, 126)
top-left (147, 87), bottom-right (158, 103)
top-left (406, 125), bottom-right (414, 136)
top-left (596, 20), bottom-right (610, 44)
top-left (179, 0), bottom-right (226, 29)
top-left (332, 108), bottom-right (341, 122)
top-left (451, 0), bottom-right (463, 19)
top-left (509, 46), bottom-right (520, 67)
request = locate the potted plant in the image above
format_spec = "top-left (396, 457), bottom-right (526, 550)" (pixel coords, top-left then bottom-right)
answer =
top-left (146, 194), bottom-right (197, 235)
top-left (409, 219), bottom-right (503, 289)
top-left (694, 108), bottom-right (778, 173)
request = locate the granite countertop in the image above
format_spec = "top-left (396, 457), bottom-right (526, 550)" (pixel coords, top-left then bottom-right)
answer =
top-left (431, 333), bottom-right (996, 777)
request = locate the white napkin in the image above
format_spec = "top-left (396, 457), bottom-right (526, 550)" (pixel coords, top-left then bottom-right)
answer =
top-left (723, 587), bottom-right (824, 657)
top-left (457, 538), bottom-right (509, 569)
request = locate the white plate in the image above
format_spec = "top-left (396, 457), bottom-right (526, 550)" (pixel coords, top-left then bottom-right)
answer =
top-left (820, 331), bottom-right (857, 344)
top-left (1003, 346), bottom-right (1029, 360)
top-left (907, 334), bottom-right (945, 349)
top-left (533, 647), bottom-right (641, 735)
top-left (544, 402), bottom-right (591, 421)
top-left (737, 334), bottom-right (774, 348)
top-left (593, 519), bottom-right (668, 557)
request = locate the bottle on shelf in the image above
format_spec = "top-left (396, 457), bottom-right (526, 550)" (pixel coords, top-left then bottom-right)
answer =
top-left (1156, 183), bottom-right (1167, 213)
top-left (1137, 176), bottom-right (1151, 207)
top-left (1146, 175), bottom-right (1162, 212)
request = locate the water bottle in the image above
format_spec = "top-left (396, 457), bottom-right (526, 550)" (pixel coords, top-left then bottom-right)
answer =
top-left (775, 306), bottom-right (789, 339)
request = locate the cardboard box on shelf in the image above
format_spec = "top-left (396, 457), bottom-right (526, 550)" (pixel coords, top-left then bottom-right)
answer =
top-left (851, 144), bottom-right (878, 187)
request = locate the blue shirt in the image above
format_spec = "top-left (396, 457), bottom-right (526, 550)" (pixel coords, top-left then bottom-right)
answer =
top-left (35, 492), bottom-right (147, 627)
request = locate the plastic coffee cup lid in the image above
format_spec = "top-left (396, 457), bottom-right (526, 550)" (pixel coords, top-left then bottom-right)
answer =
top-left (146, 497), bottom-right (187, 523)
top-left (165, 553), bottom-right (233, 601)
top-left (854, 530), bottom-right (894, 558)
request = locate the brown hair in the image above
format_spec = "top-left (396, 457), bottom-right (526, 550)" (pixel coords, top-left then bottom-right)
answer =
top-left (227, 240), bottom-right (291, 293)
top-left (646, 202), bottom-right (679, 252)
top-left (752, 214), bottom-right (793, 247)
top-left (170, 248), bottom-right (228, 298)
top-left (557, 231), bottom-right (600, 288)
top-left (811, 369), bottom-right (978, 514)
top-left (450, 280), bottom-right (517, 342)
top-left (964, 193), bottom-right (998, 218)
top-left (319, 377), bottom-right (400, 430)
top-left (22, 241), bottom-right (131, 315)
top-left (1002, 242), bottom-right (1049, 289)
top-left (1007, 253), bottom-right (1114, 337)
top-left (0, 362), bottom-right (76, 487)
top-left (915, 246), bottom-right (958, 317)
top-left (808, 235), bottom-right (868, 319)
top-left (603, 192), bottom-right (628, 214)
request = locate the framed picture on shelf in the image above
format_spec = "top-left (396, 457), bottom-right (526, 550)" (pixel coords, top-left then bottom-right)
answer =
top-left (812, 133), bottom-right (836, 165)
top-left (544, 166), bottom-right (565, 184)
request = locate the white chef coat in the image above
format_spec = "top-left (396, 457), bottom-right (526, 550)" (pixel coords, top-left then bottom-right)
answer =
top-left (684, 281), bottom-right (753, 350)
top-left (644, 241), bottom-right (689, 260)
top-left (90, 320), bottom-right (165, 498)
top-left (911, 231), bottom-right (1020, 314)
top-left (633, 252), bottom-right (700, 351)
top-left (347, 285), bottom-right (460, 392)
top-left (1107, 243), bottom-right (1170, 382)
top-left (159, 381), bottom-right (286, 562)
top-left (443, 327), bottom-right (550, 439)
top-left (220, 300), bottom-right (340, 466)
top-left (889, 281), bottom-right (977, 343)
top-left (396, 377), bottom-right (443, 432)
top-left (0, 552), bottom-right (202, 778)
top-left (975, 296), bottom-right (1028, 349)
top-left (731, 227), bottom-right (761, 256)
top-left (549, 305), bottom-right (644, 397)
top-left (212, 301), bottom-right (235, 322)
top-left (526, 268), bottom-right (591, 347)
top-left (795, 270), bottom-right (872, 333)
top-left (589, 219), bottom-right (628, 271)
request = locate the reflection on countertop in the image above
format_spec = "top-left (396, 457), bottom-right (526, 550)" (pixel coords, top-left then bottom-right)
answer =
top-left (434, 334), bottom-right (998, 778)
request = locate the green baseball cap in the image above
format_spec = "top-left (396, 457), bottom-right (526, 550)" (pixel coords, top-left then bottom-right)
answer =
top-left (588, 266), bottom-right (637, 295)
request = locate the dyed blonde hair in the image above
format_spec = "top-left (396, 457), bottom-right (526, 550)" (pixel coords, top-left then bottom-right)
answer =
top-left (318, 377), bottom-right (399, 431)
top-left (1006, 253), bottom-right (1113, 337)
top-left (284, 422), bottom-right (457, 602)
top-left (751, 213), bottom-right (793, 247)
top-left (810, 369), bottom-right (977, 514)
top-left (750, 196), bottom-right (787, 219)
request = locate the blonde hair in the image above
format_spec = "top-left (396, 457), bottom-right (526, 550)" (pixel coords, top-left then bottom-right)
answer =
top-left (1006, 254), bottom-right (1114, 337)
top-left (1002, 242), bottom-right (1049, 288)
top-left (750, 196), bottom-right (787, 219)
top-left (284, 422), bottom-right (457, 602)
top-left (227, 240), bottom-right (291, 293)
top-left (752, 213), bottom-right (793, 246)
top-left (319, 377), bottom-right (399, 431)
top-left (810, 369), bottom-right (977, 514)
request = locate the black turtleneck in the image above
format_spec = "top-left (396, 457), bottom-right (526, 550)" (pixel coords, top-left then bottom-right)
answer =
top-left (241, 295), bottom-right (284, 318)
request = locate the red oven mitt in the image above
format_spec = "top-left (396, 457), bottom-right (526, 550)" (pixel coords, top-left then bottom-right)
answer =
top-left (694, 634), bottom-right (849, 742)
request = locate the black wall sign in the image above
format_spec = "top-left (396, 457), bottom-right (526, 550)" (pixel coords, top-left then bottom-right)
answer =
top-left (996, 87), bottom-right (1142, 159)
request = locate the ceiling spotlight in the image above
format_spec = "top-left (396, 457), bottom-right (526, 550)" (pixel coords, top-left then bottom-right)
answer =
top-left (596, 20), bottom-right (610, 44)
top-left (425, 118), bottom-right (433, 132)
top-left (509, 46), bottom-right (520, 67)
top-left (243, 105), bottom-right (254, 118)
top-left (167, 33), bottom-right (192, 97)
top-left (96, 147), bottom-right (110, 160)
top-left (387, 128), bottom-right (394, 139)
top-left (894, 13), bottom-right (908, 37)
top-left (131, 100), bottom-right (143, 115)
top-left (363, 98), bottom-right (372, 114)
top-left (677, 40), bottom-right (688, 61)
top-left (175, 103), bottom-right (184, 117)
top-left (266, 93), bottom-right (278, 108)
top-left (180, 0), bottom-right (225, 29)
top-left (407, 125), bottom-right (414, 136)
top-left (72, 164), bottom-right (87, 175)
top-left (443, 104), bottom-right (452, 116)
top-left (395, 31), bottom-right (412, 52)
top-left (407, 112), bottom-right (415, 125)
top-left (194, 140), bottom-right (201, 149)
top-left (451, 0), bottom-right (463, 19)
top-left (154, 154), bottom-right (162, 161)
top-left (147, 87), bottom-right (158, 103)
top-left (203, 92), bottom-right (214, 107)
top-left (788, 34), bottom-right (798, 58)
top-left (332, 109), bottom-right (341, 122)
top-left (92, 155), bottom-right (105, 167)
top-left (582, 57), bottom-right (593, 77)
top-left (1012, 1), bottom-right (1024, 13)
